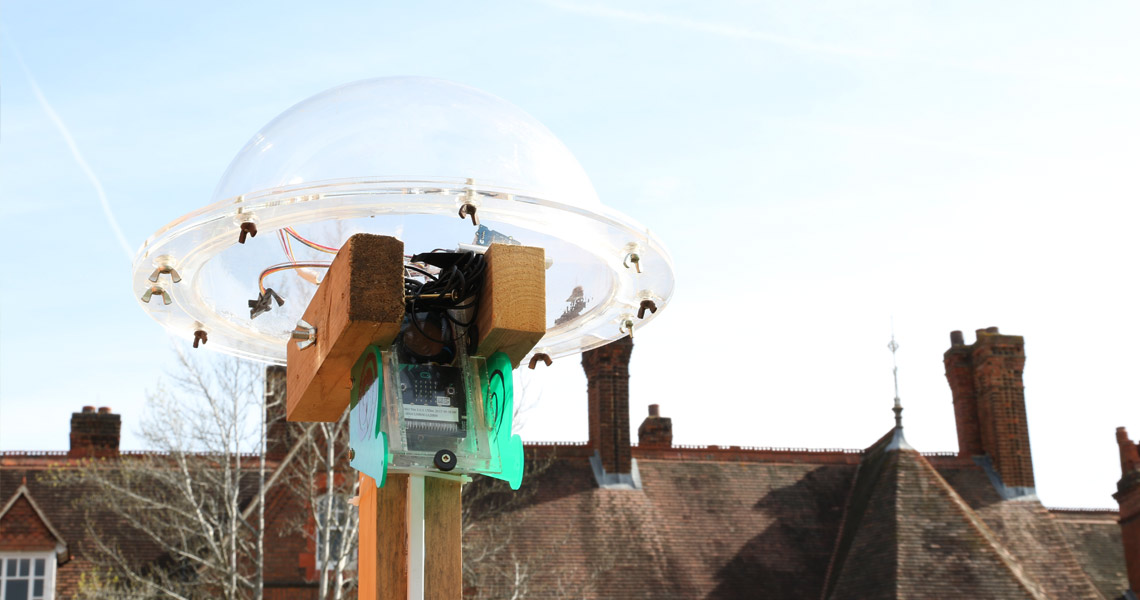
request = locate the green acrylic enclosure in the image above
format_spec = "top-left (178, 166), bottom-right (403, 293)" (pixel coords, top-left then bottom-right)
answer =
top-left (349, 346), bottom-right (525, 490)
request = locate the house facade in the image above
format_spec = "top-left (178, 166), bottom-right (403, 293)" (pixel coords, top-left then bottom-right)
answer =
top-left (2, 327), bottom-right (1138, 598)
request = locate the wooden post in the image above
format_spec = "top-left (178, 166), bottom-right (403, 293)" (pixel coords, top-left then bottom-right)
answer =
top-left (424, 478), bottom-right (463, 600)
top-left (357, 474), bottom-right (463, 600)
top-left (358, 474), bottom-right (410, 600)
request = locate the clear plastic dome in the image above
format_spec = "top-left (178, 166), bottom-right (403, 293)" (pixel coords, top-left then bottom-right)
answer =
top-left (132, 77), bottom-right (674, 365)
top-left (211, 78), bottom-right (602, 207)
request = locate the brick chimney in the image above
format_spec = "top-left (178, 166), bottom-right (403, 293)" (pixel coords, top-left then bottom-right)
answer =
top-left (265, 366), bottom-right (290, 459)
top-left (638, 404), bottom-right (672, 448)
top-left (943, 327), bottom-right (1035, 491)
top-left (582, 335), bottom-right (634, 479)
top-left (69, 406), bottom-right (120, 458)
top-left (1114, 427), bottom-right (1140, 594)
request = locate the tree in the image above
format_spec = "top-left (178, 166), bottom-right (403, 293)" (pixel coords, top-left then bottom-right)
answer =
top-left (460, 379), bottom-right (607, 600)
top-left (268, 367), bottom-right (359, 600)
top-left (46, 351), bottom-right (357, 600)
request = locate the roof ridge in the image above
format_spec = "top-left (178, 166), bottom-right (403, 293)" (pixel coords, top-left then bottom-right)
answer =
top-left (821, 439), bottom-right (900, 599)
top-left (818, 459), bottom-right (864, 600)
top-left (1036, 505), bottom-right (1112, 599)
top-left (904, 450), bottom-right (1050, 600)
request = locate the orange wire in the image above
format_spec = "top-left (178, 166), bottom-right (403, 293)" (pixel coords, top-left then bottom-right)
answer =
top-left (258, 262), bottom-right (331, 294)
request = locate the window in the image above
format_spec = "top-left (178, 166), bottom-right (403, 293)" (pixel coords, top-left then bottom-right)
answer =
top-left (0, 553), bottom-right (54, 600)
top-left (315, 494), bottom-right (353, 570)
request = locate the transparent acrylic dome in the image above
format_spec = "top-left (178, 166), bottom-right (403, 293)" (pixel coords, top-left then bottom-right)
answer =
top-left (132, 77), bottom-right (674, 365)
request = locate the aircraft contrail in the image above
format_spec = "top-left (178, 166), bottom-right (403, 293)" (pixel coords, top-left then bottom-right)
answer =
top-left (3, 32), bottom-right (134, 262)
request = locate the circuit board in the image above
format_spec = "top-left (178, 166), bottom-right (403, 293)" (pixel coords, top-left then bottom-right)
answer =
top-left (398, 364), bottom-right (468, 449)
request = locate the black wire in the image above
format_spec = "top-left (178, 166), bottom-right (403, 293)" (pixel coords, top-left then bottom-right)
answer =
top-left (399, 250), bottom-right (486, 363)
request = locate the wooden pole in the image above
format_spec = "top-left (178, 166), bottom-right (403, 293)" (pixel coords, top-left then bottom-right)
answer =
top-left (424, 478), bottom-right (463, 600)
top-left (357, 474), bottom-right (463, 599)
top-left (358, 474), bottom-right (410, 600)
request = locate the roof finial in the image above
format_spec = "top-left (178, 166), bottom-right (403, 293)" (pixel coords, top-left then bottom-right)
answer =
top-left (888, 321), bottom-right (902, 429)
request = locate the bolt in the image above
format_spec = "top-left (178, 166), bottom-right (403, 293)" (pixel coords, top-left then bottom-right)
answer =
top-left (638, 299), bottom-right (658, 319)
top-left (621, 318), bottom-right (635, 338)
top-left (528, 353), bottom-right (553, 369)
top-left (238, 222), bottom-right (258, 244)
top-left (458, 203), bottom-right (480, 226)
top-left (193, 330), bottom-right (208, 348)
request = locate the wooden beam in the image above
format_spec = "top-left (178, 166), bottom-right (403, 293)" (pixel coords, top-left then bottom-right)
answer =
top-left (286, 234), bottom-right (405, 422)
top-left (424, 478), bottom-right (463, 600)
top-left (475, 244), bottom-right (546, 367)
top-left (358, 474), bottom-right (410, 600)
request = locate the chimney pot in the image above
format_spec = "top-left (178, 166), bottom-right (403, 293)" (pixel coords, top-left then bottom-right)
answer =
top-left (648, 404), bottom-right (660, 417)
top-left (98, 406), bottom-right (111, 414)
top-left (82, 406), bottom-right (95, 413)
top-left (986, 326), bottom-right (999, 333)
top-left (950, 330), bottom-right (964, 346)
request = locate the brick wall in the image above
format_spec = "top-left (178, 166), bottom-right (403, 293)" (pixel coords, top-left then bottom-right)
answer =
top-left (1114, 427), bottom-right (1140, 593)
top-left (942, 327), bottom-right (1034, 489)
top-left (581, 336), bottom-right (634, 474)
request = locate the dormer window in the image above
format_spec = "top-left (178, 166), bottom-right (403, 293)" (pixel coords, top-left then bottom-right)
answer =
top-left (0, 553), bottom-right (55, 600)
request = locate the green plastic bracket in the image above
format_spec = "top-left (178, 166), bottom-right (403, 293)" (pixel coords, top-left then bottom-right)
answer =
top-left (349, 346), bottom-right (388, 488)
top-left (483, 352), bottom-right (525, 490)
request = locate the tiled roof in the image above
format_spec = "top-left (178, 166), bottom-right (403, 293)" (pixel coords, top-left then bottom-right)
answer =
top-left (2, 437), bottom-right (1128, 599)
top-left (827, 431), bottom-right (1044, 599)
top-left (1051, 510), bottom-right (1129, 599)
top-left (460, 438), bottom-right (1128, 599)
top-left (463, 449), bottom-right (856, 599)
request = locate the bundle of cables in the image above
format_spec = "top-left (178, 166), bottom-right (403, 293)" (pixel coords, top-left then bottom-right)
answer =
top-left (400, 250), bottom-right (487, 364)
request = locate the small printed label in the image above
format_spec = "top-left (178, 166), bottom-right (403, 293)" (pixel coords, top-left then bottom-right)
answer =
top-left (435, 396), bottom-right (451, 407)
top-left (405, 405), bottom-right (459, 423)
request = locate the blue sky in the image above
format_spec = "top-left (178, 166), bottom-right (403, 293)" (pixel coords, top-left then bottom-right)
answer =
top-left (2, 1), bottom-right (1139, 508)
